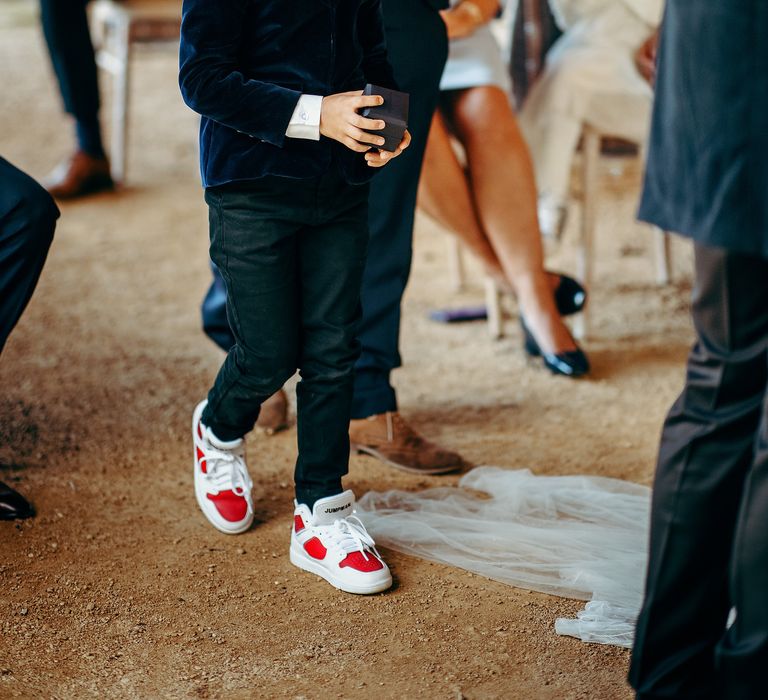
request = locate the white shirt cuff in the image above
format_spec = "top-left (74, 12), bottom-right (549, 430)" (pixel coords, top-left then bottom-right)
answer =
top-left (285, 94), bottom-right (322, 141)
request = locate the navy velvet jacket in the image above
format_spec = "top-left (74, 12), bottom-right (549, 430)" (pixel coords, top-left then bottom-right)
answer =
top-left (179, 0), bottom-right (397, 188)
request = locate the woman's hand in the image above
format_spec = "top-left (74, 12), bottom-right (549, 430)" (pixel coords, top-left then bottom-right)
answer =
top-left (635, 30), bottom-right (659, 86)
top-left (320, 90), bottom-right (387, 152)
top-left (365, 130), bottom-right (411, 168)
top-left (440, 0), bottom-right (496, 40)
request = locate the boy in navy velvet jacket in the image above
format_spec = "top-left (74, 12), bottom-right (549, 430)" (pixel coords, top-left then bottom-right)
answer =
top-left (180, 0), bottom-right (409, 595)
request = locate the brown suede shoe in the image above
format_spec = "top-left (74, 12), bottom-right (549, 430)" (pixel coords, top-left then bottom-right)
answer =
top-left (255, 388), bottom-right (289, 435)
top-left (349, 412), bottom-right (471, 475)
top-left (43, 150), bottom-right (114, 199)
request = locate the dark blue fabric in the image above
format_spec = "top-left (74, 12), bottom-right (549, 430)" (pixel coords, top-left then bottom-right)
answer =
top-left (351, 0), bottom-right (449, 418)
top-left (201, 263), bottom-right (234, 352)
top-left (179, 0), bottom-right (396, 188)
top-left (39, 0), bottom-right (103, 155)
top-left (0, 157), bottom-right (58, 354)
top-left (638, 0), bottom-right (768, 258)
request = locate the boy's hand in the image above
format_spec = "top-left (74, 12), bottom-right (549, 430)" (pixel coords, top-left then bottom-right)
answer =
top-left (320, 90), bottom-right (387, 152)
top-left (365, 129), bottom-right (411, 168)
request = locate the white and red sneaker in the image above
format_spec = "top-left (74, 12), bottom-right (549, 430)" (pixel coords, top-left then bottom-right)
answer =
top-left (290, 490), bottom-right (392, 595)
top-left (193, 399), bottom-right (254, 534)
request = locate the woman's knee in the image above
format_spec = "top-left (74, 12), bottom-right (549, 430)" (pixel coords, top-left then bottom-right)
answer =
top-left (454, 86), bottom-right (513, 131)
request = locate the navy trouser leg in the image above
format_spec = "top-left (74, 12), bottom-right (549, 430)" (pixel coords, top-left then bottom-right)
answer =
top-left (40, 0), bottom-right (103, 156)
top-left (630, 244), bottom-right (768, 700)
top-left (0, 158), bottom-right (58, 353)
top-left (201, 263), bottom-right (235, 352)
top-left (351, 3), bottom-right (448, 419)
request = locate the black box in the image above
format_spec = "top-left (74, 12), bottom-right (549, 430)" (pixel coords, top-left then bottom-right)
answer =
top-left (361, 84), bottom-right (409, 152)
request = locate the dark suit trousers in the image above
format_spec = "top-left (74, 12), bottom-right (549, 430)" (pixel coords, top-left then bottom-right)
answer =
top-left (351, 1), bottom-right (448, 418)
top-left (629, 243), bottom-right (768, 700)
top-left (200, 172), bottom-right (370, 507)
top-left (0, 158), bottom-right (58, 353)
top-left (39, 0), bottom-right (100, 133)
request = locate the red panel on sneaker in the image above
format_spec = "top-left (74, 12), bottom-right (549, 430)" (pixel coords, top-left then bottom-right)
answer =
top-left (339, 551), bottom-right (384, 572)
top-left (196, 447), bottom-right (207, 474)
top-left (207, 490), bottom-right (248, 522)
top-left (294, 515), bottom-right (305, 532)
top-left (304, 537), bottom-right (327, 560)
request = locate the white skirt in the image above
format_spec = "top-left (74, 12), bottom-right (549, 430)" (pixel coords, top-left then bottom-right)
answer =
top-left (439, 25), bottom-right (512, 93)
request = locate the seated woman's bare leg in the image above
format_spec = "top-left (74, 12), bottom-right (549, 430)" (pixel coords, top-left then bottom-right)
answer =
top-left (419, 109), bottom-right (505, 284)
top-left (449, 85), bottom-right (577, 355)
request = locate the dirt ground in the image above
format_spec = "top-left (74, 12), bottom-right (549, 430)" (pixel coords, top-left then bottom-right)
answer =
top-left (0, 5), bottom-right (694, 699)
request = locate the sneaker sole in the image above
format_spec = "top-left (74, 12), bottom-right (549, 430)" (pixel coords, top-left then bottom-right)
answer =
top-left (350, 443), bottom-right (464, 476)
top-left (289, 542), bottom-right (392, 595)
top-left (192, 401), bottom-right (254, 536)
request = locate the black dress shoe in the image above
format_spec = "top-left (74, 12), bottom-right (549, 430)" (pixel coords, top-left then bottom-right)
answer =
top-left (0, 481), bottom-right (35, 520)
top-left (553, 273), bottom-right (587, 317)
top-left (521, 318), bottom-right (590, 378)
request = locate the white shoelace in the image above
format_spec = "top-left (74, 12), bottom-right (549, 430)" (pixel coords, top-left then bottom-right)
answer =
top-left (202, 442), bottom-right (253, 497)
top-left (325, 515), bottom-right (380, 561)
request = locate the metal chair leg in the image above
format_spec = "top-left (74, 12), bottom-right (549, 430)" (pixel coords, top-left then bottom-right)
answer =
top-left (654, 227), bottom-right (672, 285)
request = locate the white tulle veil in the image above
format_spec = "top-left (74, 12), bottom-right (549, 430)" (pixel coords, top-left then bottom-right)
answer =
top-left (357, 466), bottom-right (650, 647)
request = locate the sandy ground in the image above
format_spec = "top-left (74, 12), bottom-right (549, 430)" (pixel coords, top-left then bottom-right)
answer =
top-left (0, 5), bottom-right (694, 699)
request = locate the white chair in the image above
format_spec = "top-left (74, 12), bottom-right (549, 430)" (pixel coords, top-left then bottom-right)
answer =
top-left (573, 123), bottom-right (672, 339)
top-left (90, 0), bottom-right (181, 184)
top-left (448, 239), bottom-right (505, 339)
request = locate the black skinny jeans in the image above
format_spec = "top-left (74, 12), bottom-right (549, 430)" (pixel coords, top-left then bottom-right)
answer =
top-left (201, 170), bottom-right (369, 508)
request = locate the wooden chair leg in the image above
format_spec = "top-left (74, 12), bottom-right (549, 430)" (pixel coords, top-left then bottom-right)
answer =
top-left (485, 278), bottom-right (503, 340)
top-left (574, 125), bottom-right (600, 340)
top-left (654, 227), bottom-right (672, 285)
top-left (109, 12), bottom-right (130, 185)
top-left (448, 237), bottom-right (467, 292)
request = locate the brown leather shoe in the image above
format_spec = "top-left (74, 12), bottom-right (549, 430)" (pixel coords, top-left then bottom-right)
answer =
top-left (255, 388), bottom-right (289, 435)
top-left (349, 412), bottom-right (471, 475)
top-left (43, 150), bottom-right (114, 199)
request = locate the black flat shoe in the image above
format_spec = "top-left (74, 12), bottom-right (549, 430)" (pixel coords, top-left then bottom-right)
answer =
top-left (521, 318), bottom-right (590, 378)
top-left (0, 481), bottom-right (35, 520)
top-left (552, 273), bottom-right (587, 317)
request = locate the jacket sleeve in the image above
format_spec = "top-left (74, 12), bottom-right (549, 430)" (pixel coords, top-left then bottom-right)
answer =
top-left (178, 0), bottom-right (301, 147)
top-left (357, 0), bottom-right (399, 90)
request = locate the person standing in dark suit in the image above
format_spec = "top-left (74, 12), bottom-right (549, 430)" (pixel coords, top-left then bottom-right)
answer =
top-left (347, 0), bottom-right (472, 474)
top-left (629, 3), bottom-right (768, 699)
top-left (0, 157), bottom-right (59, 519)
